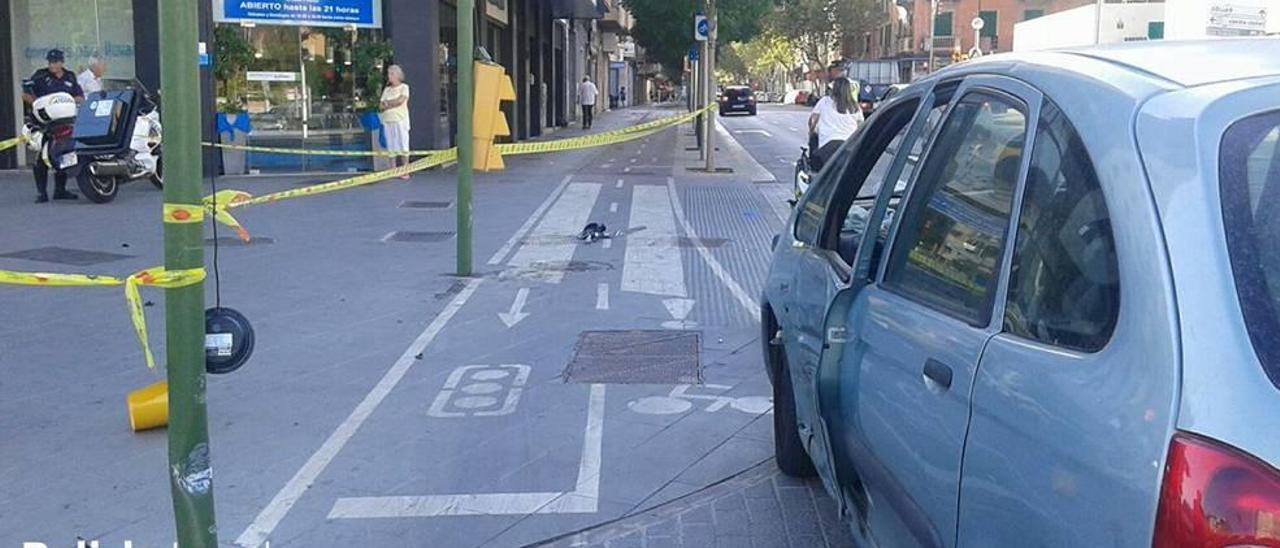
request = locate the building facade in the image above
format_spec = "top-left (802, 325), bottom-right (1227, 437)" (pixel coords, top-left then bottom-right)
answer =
top-left (2, 0), bottom-right (647, 172)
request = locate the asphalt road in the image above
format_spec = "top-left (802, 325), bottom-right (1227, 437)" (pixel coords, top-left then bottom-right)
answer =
top-left (0, 104), bottom-right (838, 548)
top-left (718, 103), bottom-right (813, 189)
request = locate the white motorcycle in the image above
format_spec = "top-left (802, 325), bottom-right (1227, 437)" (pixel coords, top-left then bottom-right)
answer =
top-left (71, 79), bottom-right (163, 203)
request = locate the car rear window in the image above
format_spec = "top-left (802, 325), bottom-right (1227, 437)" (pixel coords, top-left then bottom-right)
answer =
top-left (1220, 110), bottom-right (1280, 389)
top-left (727, 88), bottom-right (751, 98)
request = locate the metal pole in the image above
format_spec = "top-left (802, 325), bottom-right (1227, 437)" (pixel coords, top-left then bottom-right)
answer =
top-left (928, 0), bottom-right (937, 72)
top-left (703, 0), bottom-right (716, 170)
top-left (1094, 0), bottom-right (1103, 45)
top-left (159, 0), bottom-right (216, 545)
top-left (457, 0), bottom-right (475, 277)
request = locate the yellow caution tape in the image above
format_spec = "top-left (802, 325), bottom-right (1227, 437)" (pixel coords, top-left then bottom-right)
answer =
top-left (0, 266), bottom-right (205, 370)
top-left (163, 203), bottom-right (206, 224)
top-left (202, 142), bottom-right (439, 158)
top-left (0, 135), bottom-right (28, 153)
top-left (198, 104), bottom-right (715, 159)
top-left (204, 149), bottom-right (458, 241)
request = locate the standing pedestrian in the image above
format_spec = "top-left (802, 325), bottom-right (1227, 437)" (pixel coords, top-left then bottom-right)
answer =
top-left (78, 56), bottom-right (107, 95)
top-left (577, 76), bottom-right (598, 129)
top-left (620, 86), bottom-right (627, 107)
top-left (380, 64), bottom-right (411, 179)
top-left (21, 49), bottom-right (83, 203)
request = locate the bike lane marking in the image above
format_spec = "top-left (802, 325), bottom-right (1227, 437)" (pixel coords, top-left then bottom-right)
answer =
top-left (327, 383), bottom-right (606, 518)
top-left (235, 277), bottom-right (484, 547)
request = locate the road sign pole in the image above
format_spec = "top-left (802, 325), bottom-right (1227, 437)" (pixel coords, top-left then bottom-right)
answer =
top-left (457, 0), bottom-right (475, 276)
top-left (704, 0), bottom-right (717, 171)
top-left (159, 0), bottom-right (216, 545)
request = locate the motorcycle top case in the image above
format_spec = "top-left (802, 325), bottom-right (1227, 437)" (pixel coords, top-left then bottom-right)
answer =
top-left (73, 90), bottom-right (138, 147)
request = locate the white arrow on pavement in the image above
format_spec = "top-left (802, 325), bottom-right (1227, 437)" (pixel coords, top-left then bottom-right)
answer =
top-left (734, 129), bottom-right (773, 137)
top-left (499, 288), bottom-right (531, 328)
top-left (661, 298), bottom-right (697, 329)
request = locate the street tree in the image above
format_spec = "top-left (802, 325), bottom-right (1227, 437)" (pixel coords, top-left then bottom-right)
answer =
top-left (622, 0), bottom-right (773, 78)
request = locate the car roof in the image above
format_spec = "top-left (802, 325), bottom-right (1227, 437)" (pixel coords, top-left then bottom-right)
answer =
top-left (1049, 38), bottom-right (1280, 88)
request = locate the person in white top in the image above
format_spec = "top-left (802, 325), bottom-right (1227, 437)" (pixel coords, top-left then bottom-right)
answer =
top-left (78, 56), bottom-right (106, 95)
top-left (577, 76), bottom-right (599, 129)
top-left (379, 64), bottom-right (412, 179)
top-left (807, 77), bottom-right (864, 172)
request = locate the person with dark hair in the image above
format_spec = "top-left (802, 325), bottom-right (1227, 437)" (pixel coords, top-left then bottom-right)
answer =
top-left (807, 77), bottom-right (863, 172)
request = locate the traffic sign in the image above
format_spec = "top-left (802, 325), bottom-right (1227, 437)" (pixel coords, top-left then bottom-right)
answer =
top-left (688, 46), bottom-right (699, 61)
top-left (971, 16), bottom-right (985, 31)
top-left (695, 14), bottom-right (709, 41)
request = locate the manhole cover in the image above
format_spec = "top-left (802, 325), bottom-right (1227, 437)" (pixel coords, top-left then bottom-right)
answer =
top-left (205, 237), bottom-right (275, 246)
top-left (385, 231), bottom-right (455, 243)
top-left (0, 246), bottom-right (133, 266)
top-left (399, 200), bottom-right (453, 209)
top-left (564, 330), bottom-right (701, 384)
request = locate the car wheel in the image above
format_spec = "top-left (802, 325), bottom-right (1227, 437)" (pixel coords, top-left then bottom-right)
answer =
top-left (750, 108), bottom-right (757, 116)
top-left (766, 311), bottom-right (817, 477)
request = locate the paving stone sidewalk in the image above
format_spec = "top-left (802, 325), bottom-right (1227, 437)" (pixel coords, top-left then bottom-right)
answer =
top-left (534, 459), bottom-right (856, 548)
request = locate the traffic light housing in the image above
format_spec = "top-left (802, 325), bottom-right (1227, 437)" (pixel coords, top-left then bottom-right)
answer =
top-left (473, 61), bottom-right (516, 171)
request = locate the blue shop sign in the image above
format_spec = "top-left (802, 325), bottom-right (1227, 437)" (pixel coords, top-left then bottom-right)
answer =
top-left (214, 0), bottom-right (383, 28)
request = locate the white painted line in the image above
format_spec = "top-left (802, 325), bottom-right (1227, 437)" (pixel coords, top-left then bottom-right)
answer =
top-left (235, 278), bottom-right (484, 547)
top-left (609, 202), bottom-right (618, 213)
top-left (615, 179), bottom-right (624, 189)
top-left (596, 283), bottom-right (610, 310)
top-left (327, 384), bottom-right (607, 518)
top-left (622, 185), bottom-right (687, 297)
top-left (379, 232), bottom-right (396, 243)
top-left (602, 239), bottom-right (613, 249)
top-left (623, 166), bottom-right (632, 173)
top-left (666, 177), bottom-right (760, 318)
top-left (487, 175), bottom-right (573, 266)
top-left (630, 158), bottom-right (638, 164)
top-left (734, 129), bottom-right (773, 137)
top-left (507, 183), bottom-right (603, 283)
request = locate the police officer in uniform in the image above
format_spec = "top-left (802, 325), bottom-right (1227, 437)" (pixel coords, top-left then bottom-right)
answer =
top-left (22, 49), bottom-right (83, 202)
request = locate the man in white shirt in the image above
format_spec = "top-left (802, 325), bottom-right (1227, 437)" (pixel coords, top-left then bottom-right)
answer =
top-left (78, 56), bottom-right (106, 95)
top-left (577, 76), bottom-right (599, 129)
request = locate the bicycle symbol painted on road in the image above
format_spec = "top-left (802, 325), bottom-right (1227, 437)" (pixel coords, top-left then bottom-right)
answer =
top-left (428, 364), bottom-right (530, 418)
top-left (627, 384), bottom-right (772, 416)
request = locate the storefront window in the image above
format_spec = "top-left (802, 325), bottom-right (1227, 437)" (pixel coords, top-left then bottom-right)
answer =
top-left (10, 0), bottom-right (136, 80)
top-left (214, 24), bottom-right (385, 172)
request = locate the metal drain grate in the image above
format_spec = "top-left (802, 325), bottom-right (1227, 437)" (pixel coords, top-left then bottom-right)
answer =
top-left (205, 237), bottom-right (275, 246)
top-left (385, 231), bottom-right (455, 243)
top-left (399, 200), bottom-right (453, 209)
top-left (564, 330), bottom-right (701, 384)
top-left (0, 246), bottom-right (133, 266)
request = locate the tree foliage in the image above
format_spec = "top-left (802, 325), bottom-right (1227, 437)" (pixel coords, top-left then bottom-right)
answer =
top-left (768, 0), bottom-right (880, 69)
top-left (622, 0), bottom-right (772, 78)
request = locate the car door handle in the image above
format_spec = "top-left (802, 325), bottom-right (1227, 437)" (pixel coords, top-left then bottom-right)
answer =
top-left (923, 359), bottom-right (953, 391)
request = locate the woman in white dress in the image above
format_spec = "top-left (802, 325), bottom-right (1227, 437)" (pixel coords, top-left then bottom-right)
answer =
top-left (380, 65), bottom-right (412, 179)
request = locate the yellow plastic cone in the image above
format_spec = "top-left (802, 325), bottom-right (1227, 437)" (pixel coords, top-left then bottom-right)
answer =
top-left (127, 380), bottom-right (168, 431)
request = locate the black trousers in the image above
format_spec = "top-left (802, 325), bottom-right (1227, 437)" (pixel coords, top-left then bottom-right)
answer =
top-left (33, 159), bottom-right (68, 197)
top-left (581, 105), bottom-right (594, 128)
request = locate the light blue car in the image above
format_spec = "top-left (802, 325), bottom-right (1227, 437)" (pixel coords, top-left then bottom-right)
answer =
top-left (761, 39), bottom-right (1280, 547)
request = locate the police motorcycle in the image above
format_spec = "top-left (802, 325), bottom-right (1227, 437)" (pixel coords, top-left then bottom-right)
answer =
top-left (22, 92), bottom-right (82, 185)
top-left (73, 79), bottom-right (164, 203)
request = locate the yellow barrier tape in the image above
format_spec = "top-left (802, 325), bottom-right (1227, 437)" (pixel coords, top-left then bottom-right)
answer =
top-left (202, 142), bottom-right (440, 158)
top-left (205, 148), bottom-right (458, 241)
top-left (0, 266), bottom-right (205, 370)
top-left (163, 203), bottom-right (205, 224)
top-left (0, 135), bottom-right (28, 153)
top-left (198, 104), bottom-right (715, 159)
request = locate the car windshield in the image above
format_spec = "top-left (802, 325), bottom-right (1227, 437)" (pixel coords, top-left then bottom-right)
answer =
top-left (726, 88), bottom-right (751, 98)
top-left (1220, 110), bottom-right (1280, 388)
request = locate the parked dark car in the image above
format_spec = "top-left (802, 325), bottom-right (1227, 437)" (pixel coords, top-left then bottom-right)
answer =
top-left (719, 86), bottom-right (757, 116)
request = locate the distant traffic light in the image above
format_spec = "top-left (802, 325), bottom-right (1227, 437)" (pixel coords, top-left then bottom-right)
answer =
top-left (473, 61), bottom-right (516, 171)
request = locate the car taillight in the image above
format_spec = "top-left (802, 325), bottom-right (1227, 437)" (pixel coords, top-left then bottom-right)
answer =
top-left (1154, 433), bottom-right (1280, 547)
